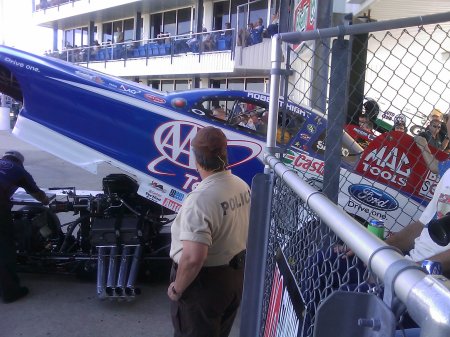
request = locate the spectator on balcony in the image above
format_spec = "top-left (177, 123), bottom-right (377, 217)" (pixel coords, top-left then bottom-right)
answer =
top-left (238, 23), bottom-right (253, 47)
top-left (115, 27), bottom-right (124, 44)
top-left (90, 40), bottom-right (101, 58)
top-left (223, 22), bottom-right (233, 49)
top-left (266, 12), bottom-right (279, 37)
top-left (200, 27), bottom-right (214, 52)
top-left (250, 18), bottom-right (264, 45)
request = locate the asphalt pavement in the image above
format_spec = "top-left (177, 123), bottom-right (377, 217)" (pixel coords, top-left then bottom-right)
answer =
top-left (0, 129), bottom-right (241, 337)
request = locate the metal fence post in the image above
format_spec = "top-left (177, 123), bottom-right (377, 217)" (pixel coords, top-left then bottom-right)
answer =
top-left (323, 37), bottom-right (351, 204)
top-left (240, 172), bottom-right (274, 337)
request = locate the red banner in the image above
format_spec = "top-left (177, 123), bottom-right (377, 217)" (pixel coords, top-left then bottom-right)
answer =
top-left (355, 131), bottom-right (448, 201)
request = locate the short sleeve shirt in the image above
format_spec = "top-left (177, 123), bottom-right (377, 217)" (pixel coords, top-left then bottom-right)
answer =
top-left (409, 168), bottom-right (450, 261)
top-left (170, 170), bottom-right (251, 267)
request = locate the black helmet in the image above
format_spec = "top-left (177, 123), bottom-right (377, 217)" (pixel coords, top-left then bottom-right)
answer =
top-left (3, 150), bottom-right (25, 164)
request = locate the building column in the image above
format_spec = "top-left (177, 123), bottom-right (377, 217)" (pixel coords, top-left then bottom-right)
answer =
top-left (89, 21), bottom-right (95, 45)
top-left (135, 12), bottom-right (142, 40)
top-left (53, 25), bottom-right (58, 51)
top-left (0, 93), bottom-right (10, 130)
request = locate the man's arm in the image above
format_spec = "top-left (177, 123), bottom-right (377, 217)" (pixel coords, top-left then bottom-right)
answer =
top-left (30, 190), bottom-right (50, 205)
top-left (168, 240), bottom-right (208, 301)
top-left (420, 249), bottom-right (450, 277)
top-left (385, 220), bottom-right (424, 253)
top-left (415, 135), bottom-right (439, 174)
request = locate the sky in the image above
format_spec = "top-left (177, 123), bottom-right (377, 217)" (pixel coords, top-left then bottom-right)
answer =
top-left (0, 0), bottom-right (54, 54)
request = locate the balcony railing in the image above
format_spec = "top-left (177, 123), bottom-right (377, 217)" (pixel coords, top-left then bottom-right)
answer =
top-left (46, 29), bottom-right (237, 65)
top-left (34, 0), bottom-right (82, 11)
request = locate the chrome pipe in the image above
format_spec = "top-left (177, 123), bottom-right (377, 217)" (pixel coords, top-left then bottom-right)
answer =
top-left (125, 245), bottom-right (143, 296)
top-left (96, 246), bottom-right (107, 298)
top-left (115, 245), bottom-right (131, 296)
top-left (105, 245), bottom-right (118, 296)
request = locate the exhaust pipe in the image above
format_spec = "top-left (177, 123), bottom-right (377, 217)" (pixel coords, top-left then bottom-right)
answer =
top-left (115, 245), bottom-right (131, 296)
top-left (105, 245), bottom-right (119, 296)
top-left (125, 245), bottom-right (143, 296)
top-left (96, 246), bottom-right (108, 298)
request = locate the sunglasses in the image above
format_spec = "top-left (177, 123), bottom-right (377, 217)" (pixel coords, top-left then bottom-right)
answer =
top-left (431, 124), bottom-right (441, 129)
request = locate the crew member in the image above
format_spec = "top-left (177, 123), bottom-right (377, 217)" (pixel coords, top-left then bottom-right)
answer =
top-left (167, 127), bottom-right (250, 337)
top-left (0, 150), bottom-right (49, 303)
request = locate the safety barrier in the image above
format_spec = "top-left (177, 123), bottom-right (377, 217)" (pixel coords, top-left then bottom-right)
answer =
top-left (241, 12), bottom-right (450, 337)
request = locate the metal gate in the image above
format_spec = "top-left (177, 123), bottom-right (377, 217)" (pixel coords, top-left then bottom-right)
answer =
top-left (241, 12), bottom-right (450, 337)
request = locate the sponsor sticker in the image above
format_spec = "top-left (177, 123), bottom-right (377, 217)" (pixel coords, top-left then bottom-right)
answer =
top-left (163, 198), bottom-right (182, 212)
top-left (419, 171), bottom-right (439, 200)
top-left (144, 94), bottom-right (166, 104)
top-left (169, 189), bottom-right (185, 202)
top-left (348, 184), bottom-right (399, 211)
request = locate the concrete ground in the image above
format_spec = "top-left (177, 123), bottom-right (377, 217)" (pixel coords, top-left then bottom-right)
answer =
top-left (0, 130), bottom-right (241, 337)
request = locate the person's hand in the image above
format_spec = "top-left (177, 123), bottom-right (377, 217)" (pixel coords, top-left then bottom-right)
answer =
top-left (414, 135), bottom-right (428, 149)
top-left (333, 244), bottom-right (355, 258)
top-left (167, 282), bottom-right (182, 301)
top-left (42, 195), bottom-right (50, 205)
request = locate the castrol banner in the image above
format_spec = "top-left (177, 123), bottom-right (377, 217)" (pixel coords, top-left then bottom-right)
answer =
top-left (355, 131), bottom-right (448, 201)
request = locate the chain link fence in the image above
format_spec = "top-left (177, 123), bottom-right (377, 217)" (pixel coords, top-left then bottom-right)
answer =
top-left (241, 12), bottom-right (450, 337)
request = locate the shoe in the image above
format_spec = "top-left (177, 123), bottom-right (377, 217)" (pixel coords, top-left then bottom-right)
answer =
top-left (3, 287), bottom-right (29, 303)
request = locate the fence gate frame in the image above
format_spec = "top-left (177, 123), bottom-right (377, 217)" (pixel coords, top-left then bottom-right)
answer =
top-left (240, 11), bottom-right (450, 337)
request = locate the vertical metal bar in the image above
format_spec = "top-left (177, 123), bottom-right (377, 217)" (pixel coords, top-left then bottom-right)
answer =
top-left (310, 0), bottom-right (332, 112)
top-left (323, 38), bottom-right (351, 204)
top-left (240, 173), bottom-right (274, 337)
top-left (266, 35), bottom-right (283, 154)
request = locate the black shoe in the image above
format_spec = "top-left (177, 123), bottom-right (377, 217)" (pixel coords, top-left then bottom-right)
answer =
top-left (3, 287), bottom-right (29, 303)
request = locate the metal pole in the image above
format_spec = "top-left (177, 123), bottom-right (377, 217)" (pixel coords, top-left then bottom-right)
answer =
top-left (240, 173), bottom-right (274, 337)
top-left (266, 35), bottom-right (283, 154)
top-left (323, 38), bottom-right (351, 203)
top-left (310, 0), bottom-right (333, 113)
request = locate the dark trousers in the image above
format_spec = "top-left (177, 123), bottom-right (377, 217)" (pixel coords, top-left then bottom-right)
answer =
top-left (170, 263), bottom-right (244, 337)
top-left (0, 210), bottom-right (21, 299)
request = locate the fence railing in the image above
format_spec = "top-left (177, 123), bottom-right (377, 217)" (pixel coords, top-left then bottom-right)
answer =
top-left (241, 12), bottom-right (450, 337)
top-left (45, 29), bottom-right (236, 65)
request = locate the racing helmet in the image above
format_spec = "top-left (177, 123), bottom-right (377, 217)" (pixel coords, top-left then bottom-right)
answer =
top-left (3, 150), bottom-right (25, 164)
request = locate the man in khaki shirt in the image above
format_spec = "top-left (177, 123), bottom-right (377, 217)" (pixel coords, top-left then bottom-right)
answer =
top-left (167, 126), bottom-right (250, 337)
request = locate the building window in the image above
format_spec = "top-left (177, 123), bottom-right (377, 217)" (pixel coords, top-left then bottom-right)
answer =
top-left (64, 26), bottom-right (90, 48)
top-left (151, 8), bottom-right (193, 39)
top-left (177, 8), bottom-right (192, 34)
top-left (246, 78), bottom-right (265, 92)
top-left (103, 19), bottom-right (135, 44)
top-left (175, 80), bottom-right (189, 91)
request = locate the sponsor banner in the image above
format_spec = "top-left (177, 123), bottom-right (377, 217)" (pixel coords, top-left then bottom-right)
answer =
top-left (355, 131), bottom-right (448, 201)
top-left (283, 149), bottom-right (324, 177)
top-left (263, 248), bottom-right (304, 337)
top-left (293, 0), bottom-right (317, 51)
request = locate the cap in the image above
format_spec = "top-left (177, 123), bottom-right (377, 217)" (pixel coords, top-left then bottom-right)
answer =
top-left (394, 114), bottom-right (406, 126)
top-left (430, 108), bottom-right (443, 119)
top-left (3, 150), bottom-right (25, 164)
top-left (192, 126), bottom-right (228, 157)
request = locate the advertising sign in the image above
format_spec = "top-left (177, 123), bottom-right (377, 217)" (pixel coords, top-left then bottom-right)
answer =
top-left (293, 0), bottom-right (317, 51)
